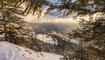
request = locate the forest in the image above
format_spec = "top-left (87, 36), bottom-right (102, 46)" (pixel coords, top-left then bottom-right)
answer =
top-left (0, 0), bottom-right (105, 60)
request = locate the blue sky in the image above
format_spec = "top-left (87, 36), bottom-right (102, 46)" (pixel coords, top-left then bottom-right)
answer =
top-left (47, 0), bottom-right (76, 3)
top-left (47, 0), bottom-right (59, 3)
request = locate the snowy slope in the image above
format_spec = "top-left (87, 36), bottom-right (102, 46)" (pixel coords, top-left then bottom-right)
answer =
top-left (37, 34), bottom-right (57, 45)
top-left (0, 42), bottom-right (63, 60)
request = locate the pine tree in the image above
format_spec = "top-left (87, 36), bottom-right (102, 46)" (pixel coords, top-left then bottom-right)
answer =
top-left (0, 0), bottom-right (32, 46)
top-left (71, 18), bottom-right (105, 60)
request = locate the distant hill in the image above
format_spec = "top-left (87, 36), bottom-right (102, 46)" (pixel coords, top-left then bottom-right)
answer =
top-left (26, 20), bottom-right (79, 34)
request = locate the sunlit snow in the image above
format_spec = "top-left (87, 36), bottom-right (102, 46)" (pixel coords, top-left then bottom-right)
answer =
top-left (37, 34), bottom-right (58, 45)
top-left (0, 42), bottom-right (63, 60)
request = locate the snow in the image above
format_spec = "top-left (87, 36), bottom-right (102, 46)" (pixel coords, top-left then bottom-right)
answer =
top-left (37, 34), bottom-right (57, 45)
top-left (70, 39), bottom-right (79, 44)
top-left (0, 41), bottom-right (63, 60)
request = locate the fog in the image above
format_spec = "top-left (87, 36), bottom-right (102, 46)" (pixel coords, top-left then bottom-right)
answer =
top-left (24, 14), bottom-right (79, 34)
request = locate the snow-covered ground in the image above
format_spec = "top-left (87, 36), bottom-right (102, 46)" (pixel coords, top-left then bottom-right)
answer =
top-left (37, 34), bottom-right (79, 45)
top-left (37, 34), bottom-right (58, 45)
top-left (0, 42), bottom-right (63, 60)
